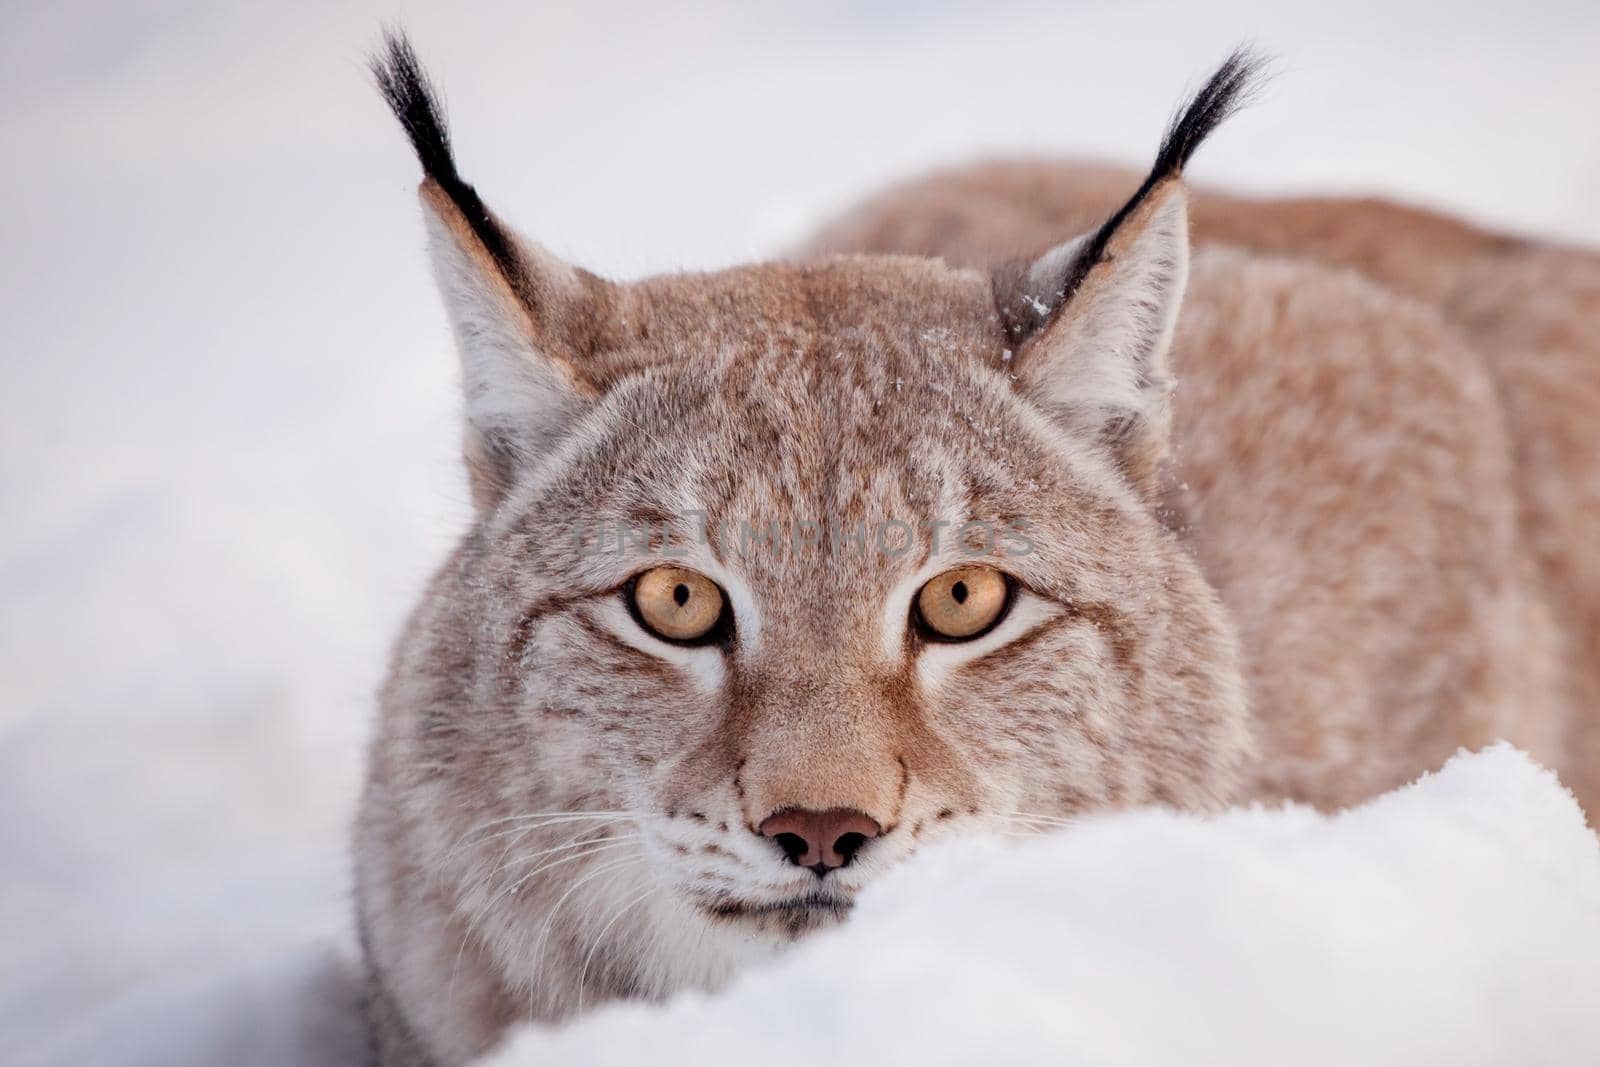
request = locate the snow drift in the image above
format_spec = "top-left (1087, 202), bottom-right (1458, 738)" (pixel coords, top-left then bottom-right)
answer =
top-left (16, 745), bottom-right (1600, 1067)
top-left (480, 745), bottom-right (1600, 1067)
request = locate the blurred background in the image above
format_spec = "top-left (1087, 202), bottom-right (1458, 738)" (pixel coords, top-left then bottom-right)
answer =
top-left (3, 1), bottom-right (1599, 1061)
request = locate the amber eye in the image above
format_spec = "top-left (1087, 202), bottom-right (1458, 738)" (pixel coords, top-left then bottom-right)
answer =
top-left (914, 566), bottom-right (1012, 641)
top-left (629, 566), bottom-right (728, 644)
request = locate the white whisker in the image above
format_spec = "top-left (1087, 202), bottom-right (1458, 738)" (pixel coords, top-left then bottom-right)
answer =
top-left (479, 820), bottom-right (633, 886)
top-left (995, 811), bottom-right (1075, 827)
top-left (439, 810), bottom-right (648, 872)
top-left (494, 837), bottom-right (644, 907)
top-left (527, 855), bottom-right (648, 1020)
top-left (449, 837), bottom-right (643, 1003)
top-left (577, 885), bottom-right (661, 1014)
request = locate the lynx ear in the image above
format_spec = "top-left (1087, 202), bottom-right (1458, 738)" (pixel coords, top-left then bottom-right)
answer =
top-left (998, 50), bottom-right (1265, 495)
top-left (373, 31), bottom-right (611, 510)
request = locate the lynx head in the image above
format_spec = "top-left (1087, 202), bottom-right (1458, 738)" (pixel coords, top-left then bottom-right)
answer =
top-left (369, 34), bottom-right (1257, 1009)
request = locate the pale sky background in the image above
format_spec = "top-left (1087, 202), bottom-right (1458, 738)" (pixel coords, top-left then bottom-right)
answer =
top-left (3, 1), bottom-right (1599, 1062)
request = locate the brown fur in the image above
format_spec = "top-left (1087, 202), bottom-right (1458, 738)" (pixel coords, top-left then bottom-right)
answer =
top-left (359, 46), bottom-right (1596, 1065)
top-left (810, 158), bottom-right (1596, 808)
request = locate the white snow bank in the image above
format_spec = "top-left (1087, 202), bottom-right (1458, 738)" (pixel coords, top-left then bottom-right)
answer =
top-left (482, 745), bottom-right (1600, 1067)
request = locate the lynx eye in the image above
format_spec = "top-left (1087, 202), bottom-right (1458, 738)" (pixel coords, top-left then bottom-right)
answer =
top-left (629, 566), bottom-right (727, 644)
top-left (914, 566), bottom-right (1011, 641)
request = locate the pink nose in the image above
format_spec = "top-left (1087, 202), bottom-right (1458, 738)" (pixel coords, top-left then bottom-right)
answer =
top-left (758, 808), bottom-right (882, 874)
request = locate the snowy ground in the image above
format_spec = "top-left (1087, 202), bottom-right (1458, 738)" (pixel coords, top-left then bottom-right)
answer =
top-left (484, 747), bottom-right (1600, 1067)
top-left (3, 2), bottom-right (1599, 1063)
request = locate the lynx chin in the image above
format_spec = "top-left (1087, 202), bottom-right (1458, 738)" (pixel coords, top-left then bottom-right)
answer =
top-left (356, 32), bottom-right (1600, 1066)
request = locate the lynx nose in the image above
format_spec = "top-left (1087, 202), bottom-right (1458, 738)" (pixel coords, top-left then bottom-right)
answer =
top-left (758, 808), bottom-right (882, 875)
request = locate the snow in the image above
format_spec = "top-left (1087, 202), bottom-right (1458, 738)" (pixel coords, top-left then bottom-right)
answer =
top-left (3, 2), bottom-right (1600, 1064)
top-left (482, 746), bottom-right (1600, 1067)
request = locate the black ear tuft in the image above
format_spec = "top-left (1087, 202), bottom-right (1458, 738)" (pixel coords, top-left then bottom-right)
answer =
top-left (1149, 47), bottom-right (1270, 184)
top-left (1087, 46), bottom-right (1269, 265)
top-left (999, 47), bottom-right (1269, 344)
top-left (371, 29), bottom-right (459, 188)
top-left (371, 28), bottom-right (526, 290)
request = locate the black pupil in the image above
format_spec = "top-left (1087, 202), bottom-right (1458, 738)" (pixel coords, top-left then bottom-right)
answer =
top-left (672, 583), bottom-right (690, 607)
top-left (951, 580), bottom-right (968, 605)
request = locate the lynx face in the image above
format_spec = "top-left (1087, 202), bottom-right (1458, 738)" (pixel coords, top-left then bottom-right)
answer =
top-left (447, 261), bottom-right (1248, 940)
top-left (362, 35), bottom-right (1256, 1041)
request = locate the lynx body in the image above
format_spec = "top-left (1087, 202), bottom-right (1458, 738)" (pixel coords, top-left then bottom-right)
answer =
top-left (357, 39), bottom-right (1598, 1064)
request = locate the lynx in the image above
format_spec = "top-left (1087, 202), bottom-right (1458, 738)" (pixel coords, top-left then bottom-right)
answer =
top-left (357, 34), bottom-right (1599, 1065)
